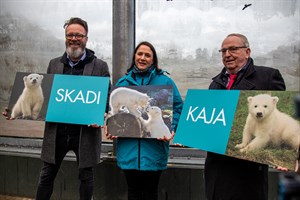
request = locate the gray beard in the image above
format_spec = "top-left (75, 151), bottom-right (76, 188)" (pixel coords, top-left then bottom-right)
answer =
top-left (66, 46), bottom-right (85, 61)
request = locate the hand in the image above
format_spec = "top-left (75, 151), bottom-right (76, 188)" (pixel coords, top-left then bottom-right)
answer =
top-left (275, 160), bottom-right (299, 173)
top-left (157, 131), bottom-right (175, 142)
top-left (172, 143), bottom-right (185, 147)
top-left (275, 166), bottom-right (289, 172)
top-left (295, 160), bottom-right (299, 172)
top-left (88, 124), bottom-right (101, 128)
top-left (88, 113), bottom-right (111, 129)
top-left (104, 125), bottom-right (117, 140)
top-left (2, 107), bottom-right (14, 120)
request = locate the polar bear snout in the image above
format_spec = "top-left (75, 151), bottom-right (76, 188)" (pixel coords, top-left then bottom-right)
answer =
top-left (145, 106), bottom-right (151, 112)
top-left (30, 79), bottom-right (38, 85)
top-left (28, 79), bottom-right (39, 87)
top-left (256, 112), bottom-right (263, 119)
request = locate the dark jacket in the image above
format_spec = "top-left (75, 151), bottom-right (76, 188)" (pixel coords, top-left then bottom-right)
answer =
top-left (41, 49), bottom-right (110, 168)
top-left (205, 58), bottom-right (286, 200)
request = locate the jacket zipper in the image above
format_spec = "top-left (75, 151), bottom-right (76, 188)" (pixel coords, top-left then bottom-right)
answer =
top-left (138, 77), bottom-right (144, 170)
top-left (138, 138), bottom-right (141, 170)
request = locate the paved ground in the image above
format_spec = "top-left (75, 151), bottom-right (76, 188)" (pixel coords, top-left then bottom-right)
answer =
top-left (0, 195), bottom-right (34, 200)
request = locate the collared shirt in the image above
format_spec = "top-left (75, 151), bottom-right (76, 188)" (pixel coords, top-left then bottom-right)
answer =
top-left (225, 58), bottom-right (251, 86)
top-left (67, 50), bottom-right (86, 68)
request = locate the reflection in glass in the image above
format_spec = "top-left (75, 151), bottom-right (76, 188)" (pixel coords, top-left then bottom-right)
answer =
top-left (136, 0), bottom-right (300, 95)
top-left (0, 0), bottom-right (112, 139)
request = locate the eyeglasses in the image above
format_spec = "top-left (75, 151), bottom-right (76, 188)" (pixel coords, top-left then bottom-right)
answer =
top-left (218, 46), bottom-right (248, 54)
top-left (65, 34), bottom-right (87, 40)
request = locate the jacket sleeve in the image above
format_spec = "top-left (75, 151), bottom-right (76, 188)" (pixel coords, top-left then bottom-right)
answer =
top-left (46, 59), bottom-right (55, 74)
top-left (94, 59), bottom-right (111, 112)
top-left (169, 79), bottom-right (183, 131)
top-left (270, 69), bottom-right (286, 91)
top-left (99, 61), bottom-right (110, 77)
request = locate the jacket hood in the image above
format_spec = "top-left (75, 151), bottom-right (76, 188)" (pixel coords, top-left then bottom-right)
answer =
top-left (118, 67), bottom-right (169, 86)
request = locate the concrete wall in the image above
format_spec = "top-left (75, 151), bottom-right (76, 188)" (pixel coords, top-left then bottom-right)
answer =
top-left (0, 153), bottom-right (281, 200)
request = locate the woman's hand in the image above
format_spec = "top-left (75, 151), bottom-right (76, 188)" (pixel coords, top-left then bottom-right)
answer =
top-left (104, 125), bottom-right (118, 140)
top-left (157, 131), bottom-right (175, 142)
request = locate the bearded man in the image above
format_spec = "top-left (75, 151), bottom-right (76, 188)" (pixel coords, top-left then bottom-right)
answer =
top-left (35, 17), bottom-right (110, 200)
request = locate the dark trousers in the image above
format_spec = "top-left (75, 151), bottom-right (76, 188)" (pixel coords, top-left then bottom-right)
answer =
top-left (36, 133), bottom-right (94, 200)
top-left (124, 169), bottom-right (162, 200)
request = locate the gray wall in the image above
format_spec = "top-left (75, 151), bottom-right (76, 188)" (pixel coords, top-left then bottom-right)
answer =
top-left (0, 152), bottom-right (281, 200)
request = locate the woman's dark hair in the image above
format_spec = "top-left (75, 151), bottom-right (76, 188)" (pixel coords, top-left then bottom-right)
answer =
top-left (64, 17), bottom-right (88, 35)
top-left (127, 41), bottom-right (161, 72)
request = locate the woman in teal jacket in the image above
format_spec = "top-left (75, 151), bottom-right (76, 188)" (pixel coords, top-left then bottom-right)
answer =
top-left (109, 41), bottom-right (183, 200)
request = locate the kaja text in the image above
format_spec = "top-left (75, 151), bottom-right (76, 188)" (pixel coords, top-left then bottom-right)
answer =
top-left (186, 106), bottom-right (226, 126)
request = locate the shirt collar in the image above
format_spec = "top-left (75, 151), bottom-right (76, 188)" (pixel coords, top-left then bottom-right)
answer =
top-left (225, 58), bottom-right (251, 76)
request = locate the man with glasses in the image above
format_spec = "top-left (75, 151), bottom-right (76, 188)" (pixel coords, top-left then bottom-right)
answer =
top-left (205, 33), bottom-right (285, 200)
top-left (35, 17), bottom-right (110, 200)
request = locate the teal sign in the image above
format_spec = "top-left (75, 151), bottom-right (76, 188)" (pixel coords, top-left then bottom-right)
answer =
top-left (46, 75), bottom-right (109, 125)
top-left (174, 89), bottom-right (240, 154)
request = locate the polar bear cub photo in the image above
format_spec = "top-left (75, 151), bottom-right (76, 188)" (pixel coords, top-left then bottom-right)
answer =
top-left (140, 106), bottom-right (172, 139)
top-left (109, 87), bottom-right (152, 118)
top-left (11, 73), bottom-right (44, 120)
top-left (235, 93), bottom-right (300, 152)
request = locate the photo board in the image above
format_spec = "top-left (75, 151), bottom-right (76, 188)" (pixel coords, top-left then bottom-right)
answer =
top-left (106, 85), bottom-right (173, 138)
top-left (174, 89), bottom-right (300, 170)
top-left (7, 72), bottom-right (110, 125)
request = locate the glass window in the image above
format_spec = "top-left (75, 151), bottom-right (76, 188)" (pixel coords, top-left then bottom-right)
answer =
top-left (0, 0), bottom-right (112, 138)
top-left (136, 0), bottom-right (300, 97)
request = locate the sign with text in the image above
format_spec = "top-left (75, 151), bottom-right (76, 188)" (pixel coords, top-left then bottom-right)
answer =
top-left (174, 90), bottom-right (300, 171)
top-left (8, 72), bottom-right (110, 125)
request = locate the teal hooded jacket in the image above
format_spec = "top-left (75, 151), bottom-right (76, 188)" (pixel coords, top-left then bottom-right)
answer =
top-left (115, 67), bottom-right (183, 171)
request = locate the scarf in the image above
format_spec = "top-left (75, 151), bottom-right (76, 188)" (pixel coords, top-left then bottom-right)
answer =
top-left (132, 64), bottom-right (156, 75)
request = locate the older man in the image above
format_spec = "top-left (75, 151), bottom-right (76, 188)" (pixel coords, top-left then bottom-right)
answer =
top-left (205, 33), bottom-right (285, 200)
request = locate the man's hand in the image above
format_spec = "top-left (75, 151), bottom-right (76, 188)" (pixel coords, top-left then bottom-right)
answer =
top-left (88, 124), bottom-right (100, 128)
top-left (2, 107), bottom-right (14, 120)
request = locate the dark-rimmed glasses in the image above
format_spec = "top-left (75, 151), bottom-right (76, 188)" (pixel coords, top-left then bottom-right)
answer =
top-left (218, 46), bottom-right (248, 54)
top-left (65, 34), bottom-right (87, 40)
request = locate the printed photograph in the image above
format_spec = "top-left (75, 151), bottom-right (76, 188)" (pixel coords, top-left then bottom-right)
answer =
top-left (226, 90), bottom-right (300, 170)
top-left (8, 72), bottom-right (53, 121)
top-left (106, 85), bottom-right (173, 138)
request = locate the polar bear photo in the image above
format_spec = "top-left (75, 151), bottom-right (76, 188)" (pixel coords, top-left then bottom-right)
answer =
top-left (106, 85), bottom-right (173, 138)
top-left (235, 93), bottom-right (300, 152)
top-left (140, 106), bottom-right (172, 139)
top-left (11, 73), bottom-right (44, 120)
top-left (109, 87), bottom-right (152, 118)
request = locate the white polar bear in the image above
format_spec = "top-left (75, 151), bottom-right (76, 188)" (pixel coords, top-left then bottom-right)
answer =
top-left (11, 73), bottom-right (44, 120)
top-left (109, 87), bottom-right (152, 118)
top-left (140, 106), bottom-right (172, 139)
top-left (235, 94), bottom-right (300, 152)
